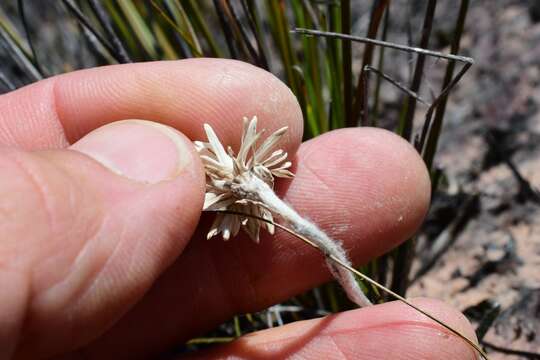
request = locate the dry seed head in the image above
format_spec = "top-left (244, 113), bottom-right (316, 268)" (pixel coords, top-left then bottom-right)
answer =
top-left (195, 116), bottom-right (293, 242)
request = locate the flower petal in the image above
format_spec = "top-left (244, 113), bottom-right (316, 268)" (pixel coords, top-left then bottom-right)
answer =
top-left (254, 126), bottom-right (288, 163)
top-left (206, 197), bottom-right (236, 211)
top-left (207, 213), bottom-right (224, 240)
top-left (271, 169), bottom-right (295, 178)
top-left (204, 192), bottom-right (233, 210)
top-left (220, 215), bottom-right (233, 241)
top-left (262, 150), bottom-right (288, 168)
top-left (238, 130), bottom-right (262, 168)
top-left (261, 208), bottom-right (275, 235)
top-left (200, 154), bottom-right (225, 168)
top-left (203, 123), bottom-right (234, 170)
top-left (194, 141), bottom-right (209, 152)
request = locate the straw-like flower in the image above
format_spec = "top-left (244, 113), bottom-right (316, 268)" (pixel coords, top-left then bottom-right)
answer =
top-left (195, 116), bottom-right (371, 307)
top-left (195, 116), bottom-right (293, 242)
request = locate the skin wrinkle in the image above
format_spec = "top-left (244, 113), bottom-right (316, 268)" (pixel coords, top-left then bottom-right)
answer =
top-left (325, 334), bottom-right (349, 360)
top-left (29, 221), bottom-right (112, 353)
top-left (5, 152), bottom-right (55, 250)
top-left (0, 153), bottom-right (104, 354)
top-left (50, 76), bottom-right (80, 144)
top-left (47, 79), bottom-right (70, 148)
top-left (0, 79), bottom-right (69, 149)
top-left (121, 193), bottom-right (161, 277)
top-left (23, 163), bottom-right (100, 300)
top-left (48, 208), bottom-right (124, 338)
top-left (231, 321), bottom-right (474, 359)
top-left (70, 216), bottom-right (123, 316)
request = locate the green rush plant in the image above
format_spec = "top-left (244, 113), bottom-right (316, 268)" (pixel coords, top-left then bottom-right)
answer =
top-left (0, 0), bottom-right (484, 357)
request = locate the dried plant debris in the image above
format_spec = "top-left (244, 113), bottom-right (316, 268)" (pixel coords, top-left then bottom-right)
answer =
top-left (195, 116), bottom-right (372, 307)
top-left (195, 116), bottom-right (292, 243)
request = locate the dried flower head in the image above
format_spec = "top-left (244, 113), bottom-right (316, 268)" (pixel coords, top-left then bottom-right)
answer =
top-left (195, 116), bottom-right (293, 242)
top-left (196, 116), bottom-right (372, 307)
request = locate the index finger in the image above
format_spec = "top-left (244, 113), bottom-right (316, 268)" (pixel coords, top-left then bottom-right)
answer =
top-left (0, 59), bottom-right (303, 153)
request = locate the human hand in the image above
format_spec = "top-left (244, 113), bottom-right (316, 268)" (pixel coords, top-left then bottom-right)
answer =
top-left (0, 59), bottom-right (477, 359)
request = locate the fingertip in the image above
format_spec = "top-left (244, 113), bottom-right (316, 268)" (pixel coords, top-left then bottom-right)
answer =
top-left (357, 127), bottom-right (432, 237)
top-left (284, 127), bottom-right (431, 262)
top-left (55, 59), bottom-right (303, 156)
top-left (403, 297), bottom-right (478, 343)
top-left (1, 59), bottom-right (304, 156)
top-left (193, 298), bottom-right (478, 360)
top-left (5, 120), bottom-right (206, 358)
top-left (71, 120), bottom-right (203, 185)
top-left (180, 58), bottom-right (304, 149)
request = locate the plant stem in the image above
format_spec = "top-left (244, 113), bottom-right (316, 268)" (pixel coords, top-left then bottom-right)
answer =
top-left (234, 174), bottom-right (372, 307)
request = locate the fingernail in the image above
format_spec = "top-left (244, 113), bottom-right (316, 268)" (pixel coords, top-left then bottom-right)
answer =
top-left (71, 120), bottom-right (193, 184)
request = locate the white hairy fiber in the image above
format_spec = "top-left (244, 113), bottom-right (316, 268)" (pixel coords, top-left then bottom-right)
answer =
top-left (196, 116), bottom-right (372, 307)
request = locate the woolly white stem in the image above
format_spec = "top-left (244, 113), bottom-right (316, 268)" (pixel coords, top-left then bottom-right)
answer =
top-left (233, 174), bottom-right (372, 307)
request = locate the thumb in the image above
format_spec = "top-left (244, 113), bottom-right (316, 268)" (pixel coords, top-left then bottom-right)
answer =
top-left (0, 120), bottom-right (204, 359)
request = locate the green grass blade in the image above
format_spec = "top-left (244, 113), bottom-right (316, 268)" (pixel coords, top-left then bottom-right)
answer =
top-left (0, 6), bottom-right (31, 55)
top-left (242, 0), bottom-right (269, 69)
top-left (371, 6), bottom-right (390, 125)
top-left (166, 0), bottom-right (202, 55)
top-left (88, 0), bottom-right (132, 63)
top-left (117, 0), bottom-right (158, 59)
top-left (292, 0), bottom-right (324, 135)
top-left (17, 0), bottom-right (47, 75)
top-left (397, 0), bottom-right (437, 141)
top-left (0, 20), bottom-right (42, 81)
top-left (341, 0), bottom-right (352, 127)
top-left (184, 0), bottom-right (224, 57)
top-left (351, 0), bottom-right (389, 127)
top-left (0, 70), bottom-right (16, 91)
top-left (266, 1), bottom-right (299, 95)
top-left (152, 20), bottom-right (178, 59)
top-left (62, 0), bottom-right (127, 64)
top-left (224, 1), bottom-right (263, 65)
top-left (102, 0), bottom-right (141, 58)
top-left (213, 0), bottom-right (238, 58)
top-left (326, 1), bottom-right (344, 130)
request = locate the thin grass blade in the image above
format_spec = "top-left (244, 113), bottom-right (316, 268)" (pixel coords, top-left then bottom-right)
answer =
top-left (17, 0), bottom-right (47, 75)
top-left (422, 0), bottom-right (470, 169)
top-left (341, 0), bottom-right (352, 127)
top-left (117, 0), bottom-right (158, 59)
top-left (351, 0), bottom-right (389, 127)
top-left (184, 0), bottom-right (224, 57)
top-left (398, 0), bottom-right (437, 141)
top-left (216, 209), bottom-right (490, 360)
top-left (88, 0), bottom-right (132, 63)
top-left (243, 0), bottom-right (270, 69)
top-left (0, 22), bottom-right (42, 81)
